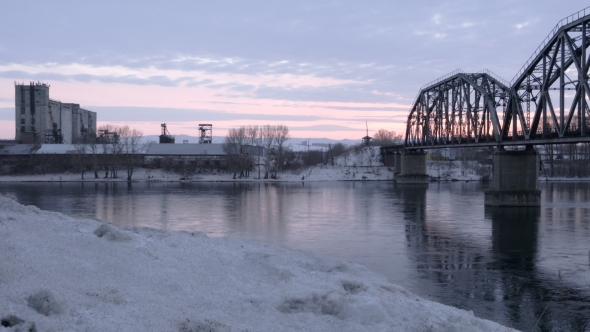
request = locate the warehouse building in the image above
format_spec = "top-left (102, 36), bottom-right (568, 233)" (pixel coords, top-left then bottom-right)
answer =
top-left (15, 82), bottom-right (97, 144)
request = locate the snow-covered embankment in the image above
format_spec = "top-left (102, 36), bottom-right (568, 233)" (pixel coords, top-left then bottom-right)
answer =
top-left (0, 195), bottom-right (515, 331)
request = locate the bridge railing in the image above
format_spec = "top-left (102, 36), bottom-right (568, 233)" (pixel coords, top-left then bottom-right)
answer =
top-left (420, 69), bottom-right (463, 91)
top-left (510, 6), bottom-right (590, 86)
top-left (479, 69), bottom-right (510, 87)
top-left (408, 69), bottom-right (464, 116)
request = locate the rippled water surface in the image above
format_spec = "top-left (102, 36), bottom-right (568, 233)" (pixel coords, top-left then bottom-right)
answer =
top-left (2, 180), bottom-right (589, 331)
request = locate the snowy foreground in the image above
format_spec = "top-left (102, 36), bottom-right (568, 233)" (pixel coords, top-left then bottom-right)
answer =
top-left (0, 195), bottom-right (516, 332)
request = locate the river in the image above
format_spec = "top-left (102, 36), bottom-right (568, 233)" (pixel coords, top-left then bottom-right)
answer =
top-left (1, 180), bottom-right (589, 331)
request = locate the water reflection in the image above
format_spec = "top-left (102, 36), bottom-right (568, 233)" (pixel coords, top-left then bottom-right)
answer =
top-left (489, 207), bottom-right (590, 331)
top-left (487, 207), bottom-right (542, 330)
top-left (393, 183), bottom-right (427, 222)
top-left (393, 182), bottom-right (590, 331)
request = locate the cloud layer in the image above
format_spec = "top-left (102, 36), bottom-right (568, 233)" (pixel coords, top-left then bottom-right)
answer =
top-left (1, 0), bottom-right (588, 139)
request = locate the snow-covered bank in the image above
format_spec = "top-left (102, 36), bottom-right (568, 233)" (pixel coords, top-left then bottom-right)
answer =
top-left (0, 146), bottom-right (393, 183)
top-left (0, 195), bottom-right (515, 331)
top-left (6, 164), bottom-right (590, 183)
top-left (426, 160), bottom-right (485, 181)
top-left (538, 176), bottom-right (590, 181)
top-left (0, 166), bottom-right (394, 183)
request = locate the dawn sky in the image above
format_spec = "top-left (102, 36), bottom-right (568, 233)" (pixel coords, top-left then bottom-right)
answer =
top-left (1, 1), bottom-right (588, 140)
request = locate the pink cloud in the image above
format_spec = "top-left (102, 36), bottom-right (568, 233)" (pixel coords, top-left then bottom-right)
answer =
top-left (0, 78), bottom-right (408, 140)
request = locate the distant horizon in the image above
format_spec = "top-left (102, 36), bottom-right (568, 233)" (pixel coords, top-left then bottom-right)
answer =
top-left (140, 133), bottom-right (367, 145)
top-left (0, 104), bottom-right (400, 141)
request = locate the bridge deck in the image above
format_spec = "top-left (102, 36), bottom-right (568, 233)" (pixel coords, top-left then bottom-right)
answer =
top-left (404, 136), bottom-right (590, 150)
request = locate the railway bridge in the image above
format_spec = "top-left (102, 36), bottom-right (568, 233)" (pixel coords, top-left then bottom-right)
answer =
top-left (389, 6), bottom-right (590, 206)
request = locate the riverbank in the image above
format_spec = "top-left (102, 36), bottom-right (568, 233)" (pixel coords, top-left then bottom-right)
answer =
top-left (0, 146), bottom-right (479, 183)
top-left (0, 194), bottom-right (515, 331)
top-left (2, 165), bottom-right (589, 183)
top-left (0, 166), bottom-right (394, 182)
top-left (0, 158), bottom-right (480, 182)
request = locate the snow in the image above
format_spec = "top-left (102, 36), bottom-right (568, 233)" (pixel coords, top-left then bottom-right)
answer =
top-left (9, 145), bottom-right (586, 183)
top-left (538, 176), bottom-right (590, 181)
top-left (3, 144), bottom-right (588, 184)
top-left (425, 160), bottom-right (484, 181)
top-left (0, 147), bottom-right (394, 183)
top-left (0, 166), bottom-right (395, 183)
top-left (0, 194), bottom-right (516, 331)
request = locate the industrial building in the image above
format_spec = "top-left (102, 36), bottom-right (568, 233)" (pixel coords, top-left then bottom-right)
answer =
top-left (144, 143), bottom-right (227, 168)
top-left (0, 142), bottom-right (235, 175)
top-left (15, 82), bottom-right (97, 144)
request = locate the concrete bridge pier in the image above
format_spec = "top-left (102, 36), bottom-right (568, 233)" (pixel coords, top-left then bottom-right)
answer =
top-left (394, 152), bottom-right (402, 176)
top-left (396, 150), bottom-right (429, 184)
top-left (484, 146), bottom-right (541, 206)
top-left (381, 151), bottom-right (394, 167)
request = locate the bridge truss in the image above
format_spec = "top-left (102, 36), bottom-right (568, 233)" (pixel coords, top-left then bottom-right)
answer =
top-left (406, 70), bottom-right (510, 147)
top-left (405, 7), bottom-right (590, 149)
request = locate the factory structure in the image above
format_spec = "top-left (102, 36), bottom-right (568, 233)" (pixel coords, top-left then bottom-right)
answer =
top-left (14, 82), bottom-right (97, 144)
top-left (1, 83), bottom-right (268, 175)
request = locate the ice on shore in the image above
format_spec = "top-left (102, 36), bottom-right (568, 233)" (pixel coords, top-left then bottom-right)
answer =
top-left (0, 195), bottom-right (515, 331)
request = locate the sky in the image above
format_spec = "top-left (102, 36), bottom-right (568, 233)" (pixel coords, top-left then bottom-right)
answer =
top-left (0, 0), bottom-right (588, 140)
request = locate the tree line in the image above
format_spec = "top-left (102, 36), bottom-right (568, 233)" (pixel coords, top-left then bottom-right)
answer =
top-left (539, 143), bottom-right (590, 178)
top-left (223, 124), bottom-right (290, 179)
top-left (73, 124), bottom-right (145, 181)
top-left (222, 126), bottom-right (405, 178)
top-left (371, 129), bottom-right (403, 146)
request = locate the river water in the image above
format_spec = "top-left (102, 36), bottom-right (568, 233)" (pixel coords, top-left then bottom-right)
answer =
top-left (1, 180), bottom-right (589, 331)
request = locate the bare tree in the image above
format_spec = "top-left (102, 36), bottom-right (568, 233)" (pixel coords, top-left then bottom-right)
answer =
top-left (174, 160), bottom-right (199, 180)
top-left (244, 125), bottom-right (264, 178)
top-left (119, 126), bottom-right (146, 181)
top-left (245, 125), bottom-right (260, 146)
top-left (86, 133), bottom-right (100, 179)
top-left (331, 143), bottom-right (347, 157)
top-left (73, 142), bottom-right (88, 180)
top-left (224, 124), bottom-right (290, 179)
top-left (373, 129), bottom-right (403, 146)
top-left (223, 127), bottom-right (247, 178)
top-left (97, 124), bottom-right (119, 178)
top-left (260, 125), bottom-right (276, 179)
top-left (541, 144), bottom-right (555, 177)
top-left (243, 125), bottom-right (261, 178)
top-left (110, 130), bottom-right (123, 179)
top-left (273, 124), bottom-right (290, 177)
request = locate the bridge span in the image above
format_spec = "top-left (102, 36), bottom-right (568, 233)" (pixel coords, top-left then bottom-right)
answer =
top-left (392, 7), bottom-right (590, 207)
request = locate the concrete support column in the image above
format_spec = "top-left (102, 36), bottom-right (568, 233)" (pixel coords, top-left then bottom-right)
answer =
top-left (382, 152), bottom-right (395, 167)
top-left (484, 147), bottom-right (541, 206)
top-left (393, 152), bottom-right (402, 175)
top-left (396, 150), bottom-right (429, 183)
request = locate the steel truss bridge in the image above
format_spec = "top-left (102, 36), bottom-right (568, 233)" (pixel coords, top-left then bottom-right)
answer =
top-left (405, 7), bottom-right (590, 149)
